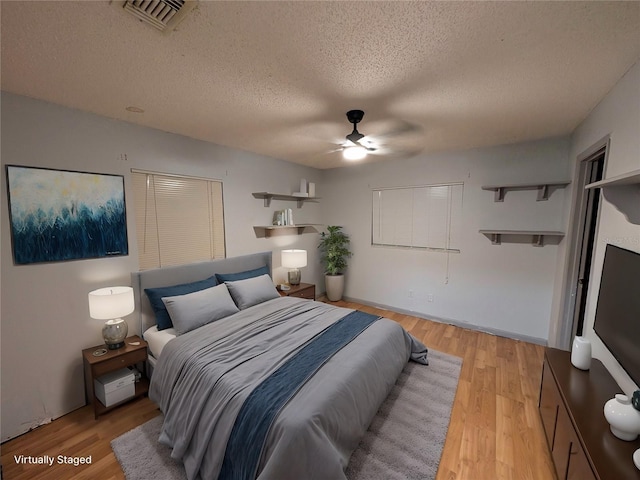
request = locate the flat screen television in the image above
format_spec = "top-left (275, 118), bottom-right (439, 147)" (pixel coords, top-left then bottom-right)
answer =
top-left (593, 244), bottom-right (640, 387)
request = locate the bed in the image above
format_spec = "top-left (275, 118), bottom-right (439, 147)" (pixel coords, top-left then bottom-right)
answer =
top-left (131, 252), bottom-right (428, 480)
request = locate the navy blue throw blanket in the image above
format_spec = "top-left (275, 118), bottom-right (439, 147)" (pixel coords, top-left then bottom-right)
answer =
top-left (219, 310), bottom-right (380, 480)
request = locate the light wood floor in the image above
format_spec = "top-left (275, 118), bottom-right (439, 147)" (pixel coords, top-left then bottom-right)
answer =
top-left (1, 301), bottom-right (557, 480)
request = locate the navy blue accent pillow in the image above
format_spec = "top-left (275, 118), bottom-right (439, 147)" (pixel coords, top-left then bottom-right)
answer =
top-left (215, 265), bottom-right (270, 283)
top-left (145, 276), bottom-right (218, 331)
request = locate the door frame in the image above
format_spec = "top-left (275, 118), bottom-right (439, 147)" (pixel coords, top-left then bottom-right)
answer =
top-left (556, 136), bottom-right (609, 349)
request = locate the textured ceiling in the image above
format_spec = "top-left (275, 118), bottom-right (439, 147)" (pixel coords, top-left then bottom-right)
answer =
top-left (2, 1), bottom-right (640, 169)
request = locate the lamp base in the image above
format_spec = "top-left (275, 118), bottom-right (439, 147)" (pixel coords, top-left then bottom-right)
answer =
top-left (288, 269), bottom-right (301, 285)
top-left (103, 318), bottom-right (128, 350)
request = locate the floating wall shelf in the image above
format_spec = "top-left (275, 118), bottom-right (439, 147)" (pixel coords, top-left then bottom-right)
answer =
top-left (254, 224), bottom-right (321, 237)
top-left (479, 229), bottom-right (565, 247)
top-left (584, 169), bottom-right (640, 189)
top-left (584, 169), bottom-right (640, 225)
top-left (481, 181), bottom-right (570, 202)
top-left (252, 192), bottom-right (321, 208)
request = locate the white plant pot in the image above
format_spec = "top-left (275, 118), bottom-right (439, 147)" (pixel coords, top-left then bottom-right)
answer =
top-left (325, 274), bottom-right (345, 302)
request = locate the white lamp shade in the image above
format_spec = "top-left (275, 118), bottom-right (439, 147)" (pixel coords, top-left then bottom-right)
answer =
top-left (88, 286), bottom-right (135, 320)
top-left (281, 249), bottom-right (307, 268)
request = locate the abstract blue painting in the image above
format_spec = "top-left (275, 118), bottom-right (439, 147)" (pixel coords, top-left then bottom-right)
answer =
top-left (6, 165), bottom-right (128, 265)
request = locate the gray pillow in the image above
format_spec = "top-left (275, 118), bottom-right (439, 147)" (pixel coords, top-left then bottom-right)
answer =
top-left (161, 283), bottom-right (239, 335)
top-left (225, 274), bottom-right (280, 310)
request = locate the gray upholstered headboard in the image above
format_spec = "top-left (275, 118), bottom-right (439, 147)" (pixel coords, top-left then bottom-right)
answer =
top-left (131, 251), bottom-right (273, 335)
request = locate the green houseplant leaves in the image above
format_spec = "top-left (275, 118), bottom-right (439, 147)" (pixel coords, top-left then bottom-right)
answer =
top-left (318, 225), bottom-right (352, 276)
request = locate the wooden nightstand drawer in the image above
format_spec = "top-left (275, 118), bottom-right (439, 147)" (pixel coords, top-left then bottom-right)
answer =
top-left (278, 283), bottom-right (315, 300)
top-left (288, 288), bottom-right (314, 299)
top-left (92, 349), bottom-right (147, 377)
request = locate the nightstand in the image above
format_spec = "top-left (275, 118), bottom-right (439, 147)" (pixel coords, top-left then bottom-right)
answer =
top-left (278, 282), bottom-right (315, 300)
top-left (82, 335), bottom-right (149, 419)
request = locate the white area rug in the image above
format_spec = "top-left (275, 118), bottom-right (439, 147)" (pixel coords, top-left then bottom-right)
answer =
top-left (112, 349), bottom-right (462, 480)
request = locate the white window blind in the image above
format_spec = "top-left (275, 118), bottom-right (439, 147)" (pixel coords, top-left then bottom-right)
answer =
top-left (372, 183), bottom-right (463, 252)
top-left (131, 170), bottom-right (225, 270)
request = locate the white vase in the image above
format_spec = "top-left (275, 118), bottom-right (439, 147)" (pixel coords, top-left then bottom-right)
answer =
top-left (604, 394), bottom-right (640, 441)
top-left (571, 336), bottom-right (592, 370)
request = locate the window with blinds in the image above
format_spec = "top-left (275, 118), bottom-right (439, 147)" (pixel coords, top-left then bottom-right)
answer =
top-left (131, 170), bottom-right (225, 270)
top-left (372, 183), bottom-right (463, 252)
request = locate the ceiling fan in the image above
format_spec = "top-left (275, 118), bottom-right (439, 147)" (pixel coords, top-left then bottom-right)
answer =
top-left (342, 110), bottom-right (376, 160)
top-left (301, 109), bottom-right (422, 164)
top-left (339, 109), bottom-right (423, 161)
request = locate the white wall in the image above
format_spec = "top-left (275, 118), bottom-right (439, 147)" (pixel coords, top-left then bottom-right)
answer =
top-left (0, 93), bottom-right (324, 441)
top-left (321, 137), bottom-right (571, 342)
top-left (561, 60), bottom-right (640, 395)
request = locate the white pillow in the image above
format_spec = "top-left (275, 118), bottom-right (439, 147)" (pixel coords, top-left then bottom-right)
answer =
top-left (225, 273), bottom-right (280, 310)
top-left (161, 283), bottom-right (239, 335)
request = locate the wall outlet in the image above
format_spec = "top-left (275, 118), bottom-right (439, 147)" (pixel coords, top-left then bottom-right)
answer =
top-left (408, 290), bottom-right (414, 298)
top-left (427, 294), bottom-right (434, 303)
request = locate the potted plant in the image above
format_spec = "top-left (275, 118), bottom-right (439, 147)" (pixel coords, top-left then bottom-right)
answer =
top-left (318, 225), bottom-right (352, 301)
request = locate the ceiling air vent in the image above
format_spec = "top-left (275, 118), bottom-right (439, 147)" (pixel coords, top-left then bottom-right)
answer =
top-left (120, 0), bottom-right (196, 33)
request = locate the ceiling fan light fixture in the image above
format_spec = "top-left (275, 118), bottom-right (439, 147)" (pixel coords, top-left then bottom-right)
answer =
top-left (343, 146), bottom-right (368, 161)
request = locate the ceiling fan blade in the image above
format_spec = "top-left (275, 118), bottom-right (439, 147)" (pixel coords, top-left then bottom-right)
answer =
top-left (373, 119), bottom-right (422, 141)
top-left (344, 137), bottom-right (377, 152)
top-left (369, 144), bottom-right (423, 159)
top-left (357, 137), bottom-right (377, 151)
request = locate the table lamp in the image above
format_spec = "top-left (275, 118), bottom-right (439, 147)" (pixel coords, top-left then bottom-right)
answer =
top-left (281, 249), bottom-right (307, 285)
top-left (88, 286), bottom-right (134, 351)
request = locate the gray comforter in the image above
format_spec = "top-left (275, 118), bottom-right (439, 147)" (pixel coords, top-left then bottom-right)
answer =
top-left (149, 296), bottom-right (428, 480)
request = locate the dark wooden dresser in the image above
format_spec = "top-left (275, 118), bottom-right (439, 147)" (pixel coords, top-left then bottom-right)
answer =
top-left (539, 347), bottom-right (640, 480)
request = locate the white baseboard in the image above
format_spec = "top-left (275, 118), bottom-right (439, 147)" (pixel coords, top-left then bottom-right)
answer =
top-left (340, 295), bottom-right (548, 346)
